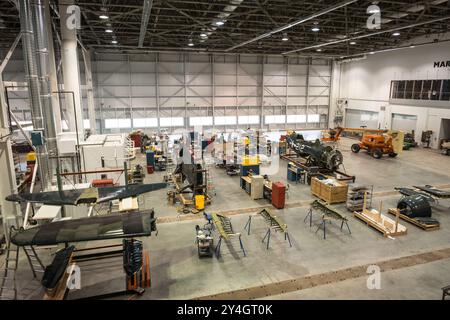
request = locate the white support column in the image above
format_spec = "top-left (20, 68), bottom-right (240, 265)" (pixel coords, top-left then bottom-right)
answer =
top-left (155, 53), bottom-right (160, 133)
top-left (127, 54), bottom-right (133, 130)
top-left (82, 48), bottom-right (97, 134)
top-left (0, 74), bottom-right (19, 226)
top-left (44, 0), bottom-right (62, 134)
top-left (59, 0), bottom-right (84, 137)
top-left (183, 53), bottom-right (188, 130)
top-left (285, 56), bottom-right (289, 130)
top-left (306, 58), bottom-right (311, 125)
top-left (211, 55), bottom-right (215, 131)
top-left (260, 56), bottom-right (265, 130)
top-left (235, 55), bottom-right (239, 130)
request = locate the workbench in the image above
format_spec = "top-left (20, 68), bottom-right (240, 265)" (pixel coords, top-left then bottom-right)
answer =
top-left (240, 175), bottom-right (264, 200)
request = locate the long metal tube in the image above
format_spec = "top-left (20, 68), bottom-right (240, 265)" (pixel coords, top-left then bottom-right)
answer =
top-left (18, 0), bottom-right (50, 188)
top-left (32, 0), bottom-right (58, 185)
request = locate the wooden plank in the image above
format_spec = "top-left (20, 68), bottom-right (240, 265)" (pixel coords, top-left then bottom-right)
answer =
top-left (387, 208), bottom-right (440, 231)
top-left (43, 256), bottom-right (74, 300)
top-left (354, 211), bottom-right (407, 237)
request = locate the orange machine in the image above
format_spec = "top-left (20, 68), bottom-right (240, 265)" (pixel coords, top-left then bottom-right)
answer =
top-left (351, 132), bottom-right (403, 159)
top-left (321, 127), bottom-right (387, 143)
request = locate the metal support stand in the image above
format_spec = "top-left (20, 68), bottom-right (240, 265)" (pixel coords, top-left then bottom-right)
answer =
top-left (245, 214), bottom-right (292, 250)
top-left (239, 235), bottom-right (246, 257)
top-left (262, 228), bottom-right (271, 250)
top-left (315, 216), bottom-right (329, 239)
top-left (340, 219), bottom-right (352, 234)
top-left (244, 216), bottom-right (252, 235)
top-left (284, 232), bottom-right (292, 247)
top-left (304, 208), bottom-right (313, 227)
top-left (215, 237), bottom-right (222, 258)
top-left (305, 207), bottom-right (351, 240)
top-left (214, 235), bottom-right (246, 258)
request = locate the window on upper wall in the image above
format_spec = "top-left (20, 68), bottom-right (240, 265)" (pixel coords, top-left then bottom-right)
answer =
top-left (265, 115), bottom-right (285, 124)
top-left (405, 81), bottom-right (414, 99)
top-left (286, 115), bottom-right (307, 123)
top-left (190, 117), bottom-right (213, 126)
top-left (391, 81), bottom-right (399, 99)
top-left (133, 118), bottom-right (158, 128)
top-left (307, 114), bottom-right (320, 123)
top-left (160, 117), bottom-right (184, 127)
top-left (390, 79), bottom-right (450, 101)
top-left (396, 81), bottom-right (406, 99)
top-left (413, 80), bottom-right (422, 100)
top-left (442, 80), bottom-right (450, 101)
top-left (105, 119), bottom-right (131, 129)
top-left (421, 80), bottom-right (432, 100)
top-left (431, 80), bottom-right (442, 100)
top-left (214, 116), bottom-right (237, 125)
top-left (238, 115), bottom-right (260, 125)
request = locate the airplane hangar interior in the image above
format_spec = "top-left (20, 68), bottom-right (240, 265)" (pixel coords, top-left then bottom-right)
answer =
top-left (1, 0), bottom-right (450, 304)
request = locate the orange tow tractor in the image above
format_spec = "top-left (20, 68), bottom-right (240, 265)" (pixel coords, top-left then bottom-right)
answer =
top-left (351, 131), bottom-right (404, 159)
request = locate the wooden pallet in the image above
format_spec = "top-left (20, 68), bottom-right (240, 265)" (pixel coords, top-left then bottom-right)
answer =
top-left (387, 208), bottom-right (440, 231)
top-left (354, 209), bottom-right (407, 237)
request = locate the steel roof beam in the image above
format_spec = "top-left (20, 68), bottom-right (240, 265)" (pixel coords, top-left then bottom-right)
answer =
top-left (283, 15), bottom-right (450, 54)
top-left (225, 0), bottom-right (359, 52)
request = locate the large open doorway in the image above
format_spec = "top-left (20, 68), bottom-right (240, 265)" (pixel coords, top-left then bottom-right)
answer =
top-left (438, 118), bottom-right (450, 148)
top-left (391, 113), bottom-right (418, 133)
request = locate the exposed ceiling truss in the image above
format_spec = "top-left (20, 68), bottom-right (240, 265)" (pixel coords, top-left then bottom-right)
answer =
top-left (0, 0), bottom-right (450, 58)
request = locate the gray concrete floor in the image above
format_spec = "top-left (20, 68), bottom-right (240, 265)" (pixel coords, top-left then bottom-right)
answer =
top-left (3, 137), bottom-right (450, 300)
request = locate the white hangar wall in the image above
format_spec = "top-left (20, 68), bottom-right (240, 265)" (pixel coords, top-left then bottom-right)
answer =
top-left (2, 51), bottom-right (332, 134)
top-left (334, 40), bottom-right (450, 149)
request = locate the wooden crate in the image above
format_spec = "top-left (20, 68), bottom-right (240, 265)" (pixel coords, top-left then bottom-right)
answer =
top-left (311, 177), bottom-right (348, 204)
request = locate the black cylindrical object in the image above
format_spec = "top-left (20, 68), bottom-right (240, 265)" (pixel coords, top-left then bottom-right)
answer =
top-left (397, 195), bottom-right (432, 218)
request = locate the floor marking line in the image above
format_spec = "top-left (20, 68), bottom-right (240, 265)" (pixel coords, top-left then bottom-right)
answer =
top-left (193, 247), bottom-right (450, 300)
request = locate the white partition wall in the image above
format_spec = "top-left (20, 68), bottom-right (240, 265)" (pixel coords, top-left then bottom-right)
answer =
top-left (337, 40), bottom-right (450, 149)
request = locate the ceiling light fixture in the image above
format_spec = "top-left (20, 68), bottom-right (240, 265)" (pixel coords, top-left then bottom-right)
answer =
top-left (111, 40), bottom-right (118, 44)
top-left (105, 29), bottom-right (113, 33)
top-left (311, 21), bottom-right (320, 32)
top-left (99, 15), bottom-right (109, 20)
top-left (282, 33), bottom-right (289, 41)
top-left (188, 40), bottom-right (194, 47)
top-left (215, 21), bottom-right (224, 26)
top-left (392, 32), bottom-right (400, 36)
top-left (200, 33), bottom-right (208, 38)
top-left (349, 41), bottom-right (356, 45)
top-left (316, 48), bottom-right (322, 52)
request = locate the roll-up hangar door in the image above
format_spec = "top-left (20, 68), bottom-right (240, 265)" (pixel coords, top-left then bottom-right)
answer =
top-left (345, 109), bottom-right (379, 128)
top-left (391, 113), bottom-right (417, 133)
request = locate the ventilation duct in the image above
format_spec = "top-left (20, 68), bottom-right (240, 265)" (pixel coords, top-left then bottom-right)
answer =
top-left (18, 0), bottom-right (57, 188)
